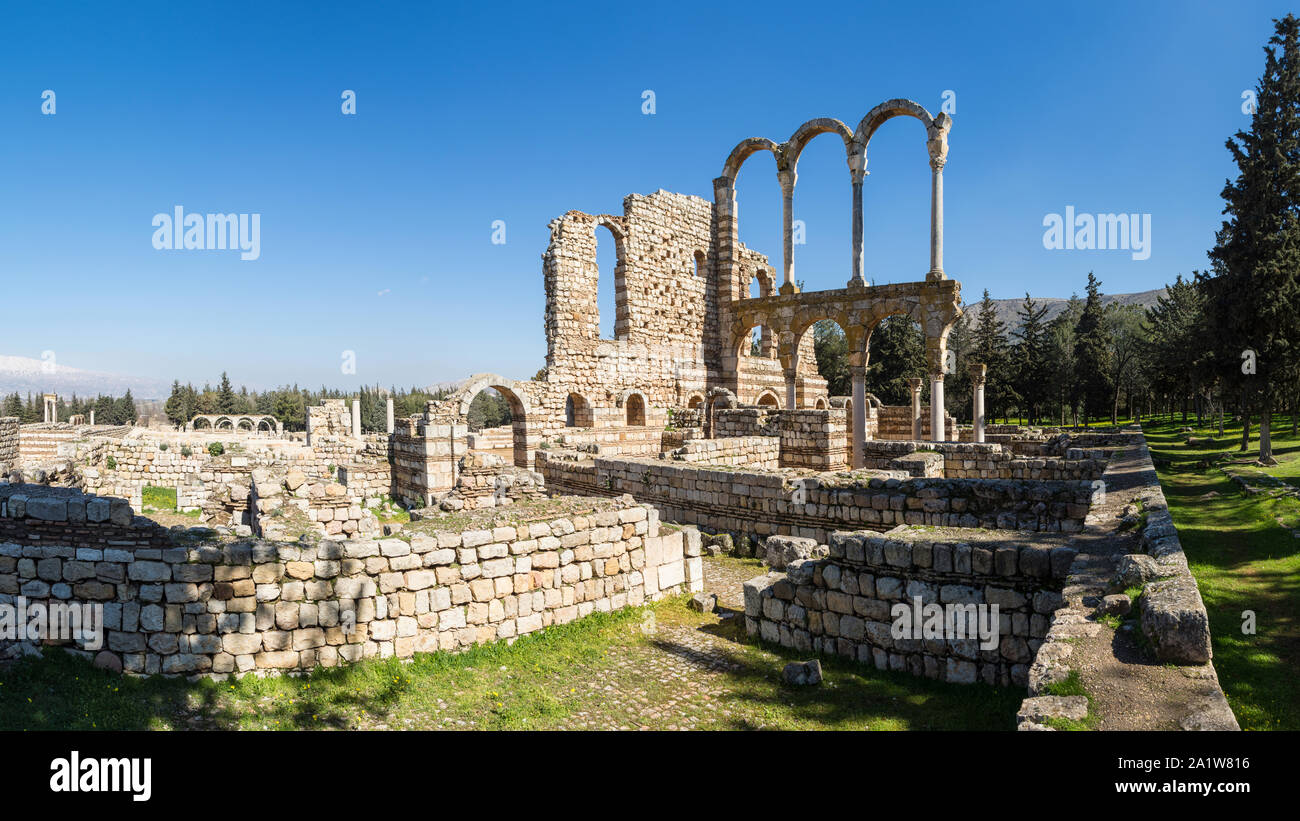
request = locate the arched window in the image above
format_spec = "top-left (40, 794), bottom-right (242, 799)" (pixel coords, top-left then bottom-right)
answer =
top-left (595, 222), bottom-right (627, 340)
top-left (565, 393), bottom-right (593, 428)
top-left (626, 394), bottom-right (646, 426)
top-left (693, 250), bottom-right (706, 278)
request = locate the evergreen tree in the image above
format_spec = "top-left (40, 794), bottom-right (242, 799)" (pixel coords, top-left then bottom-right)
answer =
top-left (944, 309), bottom-right (974, 421)
top-left (1046, 295), bottom-right (1082, 425)
top-left (866, 315), bottom-right (927, 406)
top-left (813, 320), bottom-right (851, 397)
top-left (1011, 294), bottom-right (1051, 425)
top-left (115, 389), bottom-right (136, 425)
top-left (1205, 14), bottom-right (1300, 462)
top-left (217, 372), bottom-right (238, 414)
top-left (971, 289), bottom-right (1015, 422)
top-left (1073, 273), bottom-right (1114, 426)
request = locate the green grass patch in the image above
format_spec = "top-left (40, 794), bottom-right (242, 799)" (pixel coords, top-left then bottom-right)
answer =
top-left (141, 485), bottom-right (177, 512)
top-left (1145, 415), bottom-right (1300, 730)
top-left (0, 593), bottom-right (1023, 731)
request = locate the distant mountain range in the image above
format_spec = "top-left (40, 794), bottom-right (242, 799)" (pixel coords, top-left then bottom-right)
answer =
top-left (0, 356), bottom-right (172, 401)
top-left (973, 288), bottom-right (1167, 333)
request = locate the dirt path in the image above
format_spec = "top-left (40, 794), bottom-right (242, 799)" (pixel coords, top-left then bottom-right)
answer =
top-left (1063, 436), bottom-right (1237, 730)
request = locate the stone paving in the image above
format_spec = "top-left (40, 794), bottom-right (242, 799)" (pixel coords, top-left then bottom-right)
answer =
top-left (554, 556), bottom-right (760, 730)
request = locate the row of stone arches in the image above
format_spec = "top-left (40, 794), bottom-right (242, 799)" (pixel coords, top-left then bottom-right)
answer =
top-left (716, 99), bottom-right (952, 295)
top-left (187, 414), bottom-right (282, 434)
top-left (561, 390), bottom-right (646, 427)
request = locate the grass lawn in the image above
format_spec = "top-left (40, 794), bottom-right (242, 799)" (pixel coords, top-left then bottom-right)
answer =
top-left (141, 485), bottom-right (177, 512)
top-left (0, 589), bottom-right (1022, 731)
top-left (1144, 415), bottom-right (1300, 730)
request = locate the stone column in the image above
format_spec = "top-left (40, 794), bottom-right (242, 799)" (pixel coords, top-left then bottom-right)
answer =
top-left (351, 400), bottom-right (362, 440)
top-left (907, 378), bottom-right (923, 440)
top-left (89, 409), bottom-right (95, 426)
top-left (778, 167), bottom-right (798, 295)
top-left (784, 369), bottom-right (798, 412)
top-left (848, 153), bottom-right (867, 287)
top-left (43, 393), bottom-right (56, 423)
top-left (386, 397), bottom-right (395, 434)
top-left (305, 413), bottom-right (313, 447)
top-left (851, 366), bottom-right (867, 468)
top-left (930, 375), bottom-right (946, 443)
top-left (926, 115), bottom-right (950, 281)
top-left (970, 362), bottom-right (987, 443)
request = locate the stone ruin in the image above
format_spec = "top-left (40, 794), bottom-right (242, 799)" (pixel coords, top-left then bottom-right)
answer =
top-left (0, 99), bottom-right (1235, 729)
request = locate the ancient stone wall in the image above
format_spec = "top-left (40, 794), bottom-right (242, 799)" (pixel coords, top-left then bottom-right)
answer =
top-left (17, 423), bottom-right (82, 463)
top-left (0, 417), bottom-right (18, 468)
top-left (745, 527), bottom-right (1076, 686)
top-left (0, 486), bottom-right (700, 676)
top-left (250, 469), bottom-right (380, 541)
top-left (390, 419), bottom-right (466, 507)
top-left (306, 399), bottom-right (353, 441)
top-left (779, 409), bottom-right (848, 471)
top-left (552, 426), bottom-right (665, 457)
top-left (438, 454), bottom-right (546, 511)
top-left (858, 440), bottom-right (1106, 481)
top-left (668, 436), bottom-right (780, 469)
top-left (876, 405), bottom-right (955, 441)
top-left (72, 436), bottom-right (386, 514)
top-left (713, 407), bottom-right (780, 438)
top-left (537, 451), bottom-right (1096, 544)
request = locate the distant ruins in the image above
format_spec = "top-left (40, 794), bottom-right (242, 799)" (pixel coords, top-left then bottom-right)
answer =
top-left (0, 100), bottom-right (1234, 730)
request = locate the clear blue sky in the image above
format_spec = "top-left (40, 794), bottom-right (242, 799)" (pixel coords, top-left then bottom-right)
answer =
top-left (0, 0), bottom-right (1290, 392)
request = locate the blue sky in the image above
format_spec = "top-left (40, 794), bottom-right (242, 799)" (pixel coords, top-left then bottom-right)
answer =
top-left (0, 0), bottom-right (1291, 392)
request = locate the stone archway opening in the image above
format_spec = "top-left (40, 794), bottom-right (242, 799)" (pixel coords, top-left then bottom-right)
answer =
top-left (466, 385), bottom-right (528, 467)
top-left (565, 392), bottom-right (594, 428)
top-left (625, 393), bottom-right (646, 427)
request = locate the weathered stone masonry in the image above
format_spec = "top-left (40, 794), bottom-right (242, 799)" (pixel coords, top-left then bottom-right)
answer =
top-left (537, 450), bottom-right (1095, 544)
top-left (0, 485), bottom-right (702, 675)
top-left (744, 527), bottom-right (1077, 686)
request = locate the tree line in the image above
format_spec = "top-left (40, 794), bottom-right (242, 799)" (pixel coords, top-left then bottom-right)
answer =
top-left (162, 373), bottom-right (454, 433)
top-left (1, 391), bottom-right (137, 425)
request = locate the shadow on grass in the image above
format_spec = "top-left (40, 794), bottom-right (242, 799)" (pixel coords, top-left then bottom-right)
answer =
top-left (1144, 417), bottom-right (1300, 730)
top-left (654, 613), bottom-right (1021, 731)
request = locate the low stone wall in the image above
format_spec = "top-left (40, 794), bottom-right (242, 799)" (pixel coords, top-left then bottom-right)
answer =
top-left (859, 440), bottom-right (1106, 481)
top-left (251, 470), bottom-right (380, 540)
top-left (438, 454), bottom-right (546, 510)
top-left (391, 419), bottom-right (466, 506)
top-left (668, 436), bottom-right (779, 469)
top-left (0, 486), bottom-right (701, 676)
top-left (876, 405), bottom-right (955, 441)
top-left (780, 409), bottom-right (848, 471)
top-left (660, 428), bottom-right (704, 451)
top-left (713, 408), bottom-right (779, 438)
top-left (670, 408), bottom-right (703, 429)
top-left (1016, 428), bottom-right (1236, 730)
top-left (0, 417), bottom-right (18, 467)
top-left (553, 426), bottom-right (664, 457)
top-left (17, 423), bottom-right (82, 463)
top-left (745, 526), bottom-right (1075, 686)
top-left (537, 451), bottom-right (1096, 543)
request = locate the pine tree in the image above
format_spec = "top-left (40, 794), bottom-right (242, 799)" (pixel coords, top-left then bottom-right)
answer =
top-left (1011, 294), bottom-right (1051, 425)
top-left (866, 315), bottom-right (927, 406)
top-left (813, 320), bottom-right (851, 396)
top-left (1205, 14), bottom-right (1300, 463)
top-left (971, 290), bottom-right (1015, 422)
top-left (217, 372), bottom-right (238, 414)
top-left (1073, 273), bottom-right (1114, 427)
